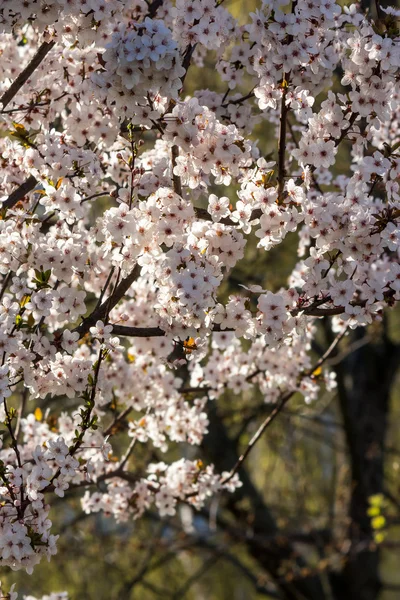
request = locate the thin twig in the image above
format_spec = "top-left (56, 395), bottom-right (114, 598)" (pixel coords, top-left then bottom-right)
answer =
top-left (95, 266), bottom-right (116, 310)
top-left (103, 406), bottom-right (132, 436)
top-left (221, 327), bottom-right (348, 484)
top-left (221, 89), bottom-right (255, 108)
top-left (118, 436), bottom-right (137, 471)
top-left (80, 191), bottom-right (112, 205)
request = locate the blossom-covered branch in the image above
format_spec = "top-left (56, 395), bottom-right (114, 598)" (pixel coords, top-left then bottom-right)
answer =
top-left (0, 0), bottom-right (398, 592)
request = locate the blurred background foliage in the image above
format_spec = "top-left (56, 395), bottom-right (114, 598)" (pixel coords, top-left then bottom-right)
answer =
top-left (2, 0), bottom-right (400, 598)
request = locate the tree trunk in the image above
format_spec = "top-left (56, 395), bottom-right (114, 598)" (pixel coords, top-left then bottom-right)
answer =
top-left (328, 323), bottom-right (400, 600)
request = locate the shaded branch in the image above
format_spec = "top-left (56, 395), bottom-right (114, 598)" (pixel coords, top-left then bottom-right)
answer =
top-left (103, 406), bottom-right (132, 436)
top-left (146, 0), bottom-right (164, 18)
top-left (171, 145), bottom-right (182, 196)
top-left (112, 325), bottom-right (165, 337)
top-left (112, 323), bottom-right (233, 338)
top-left (2, 175), bottom-right (38, 210)
top-left (74, 264), bottom-right (141, 338)
top-left (0, 40), bottom-right (55, 110)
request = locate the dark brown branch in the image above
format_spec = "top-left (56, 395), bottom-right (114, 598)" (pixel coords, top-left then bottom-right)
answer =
top-left (0, 91), bottom-right (69, 115)
top-left (0, 40), bottom-right (57, 211)
top-left (277, 77), bottom-right (290, 202)
top-left (111, 300), bottom-right (371, 338)
top-left (181, 43), bottom-right (196, 74)
top-left (221, 90), bottom-right (255, 108)
top-left (147, 0), bottom-right (164, 18)
top-left (276, 1), bottom-right (298, 203)
top-left (292, 296), bottom-right (371, 318)
top-left (2, 175), bottom-right (38, 210)
top-left (335, 111), bottom-right (359, 147)
top-left (74, 264), bottom-right (141, 338)
top-left (112, 323), bottom-right (233, 338)
top-left (171, 145), bottom-right (182, 196)
top-left (0, 272), bottom-right (11, 302)
top-left (112, 325), bottom-right (165, 337)
top-left (374, 0), bottom-right (384, 21)
top-left (304, 306), bottom-right (353, 317)
top-left (0, 41), bottom-right (55, 110)
top-left (80, 191), bottom-right (112, 204)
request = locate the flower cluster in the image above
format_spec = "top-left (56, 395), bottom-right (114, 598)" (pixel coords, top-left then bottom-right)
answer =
top-left (93, 18), bottom-right (186, 123)
top-left (0, 580), bottom-right (67, 600)
top-left (171, 0), bottom-right (236, 50)
top-left (164, 98), bottom-right (256, 188)
top-left (83, 458), bottom-right (240, 520)
top-left (0, 0), bottom-right (123, 40)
